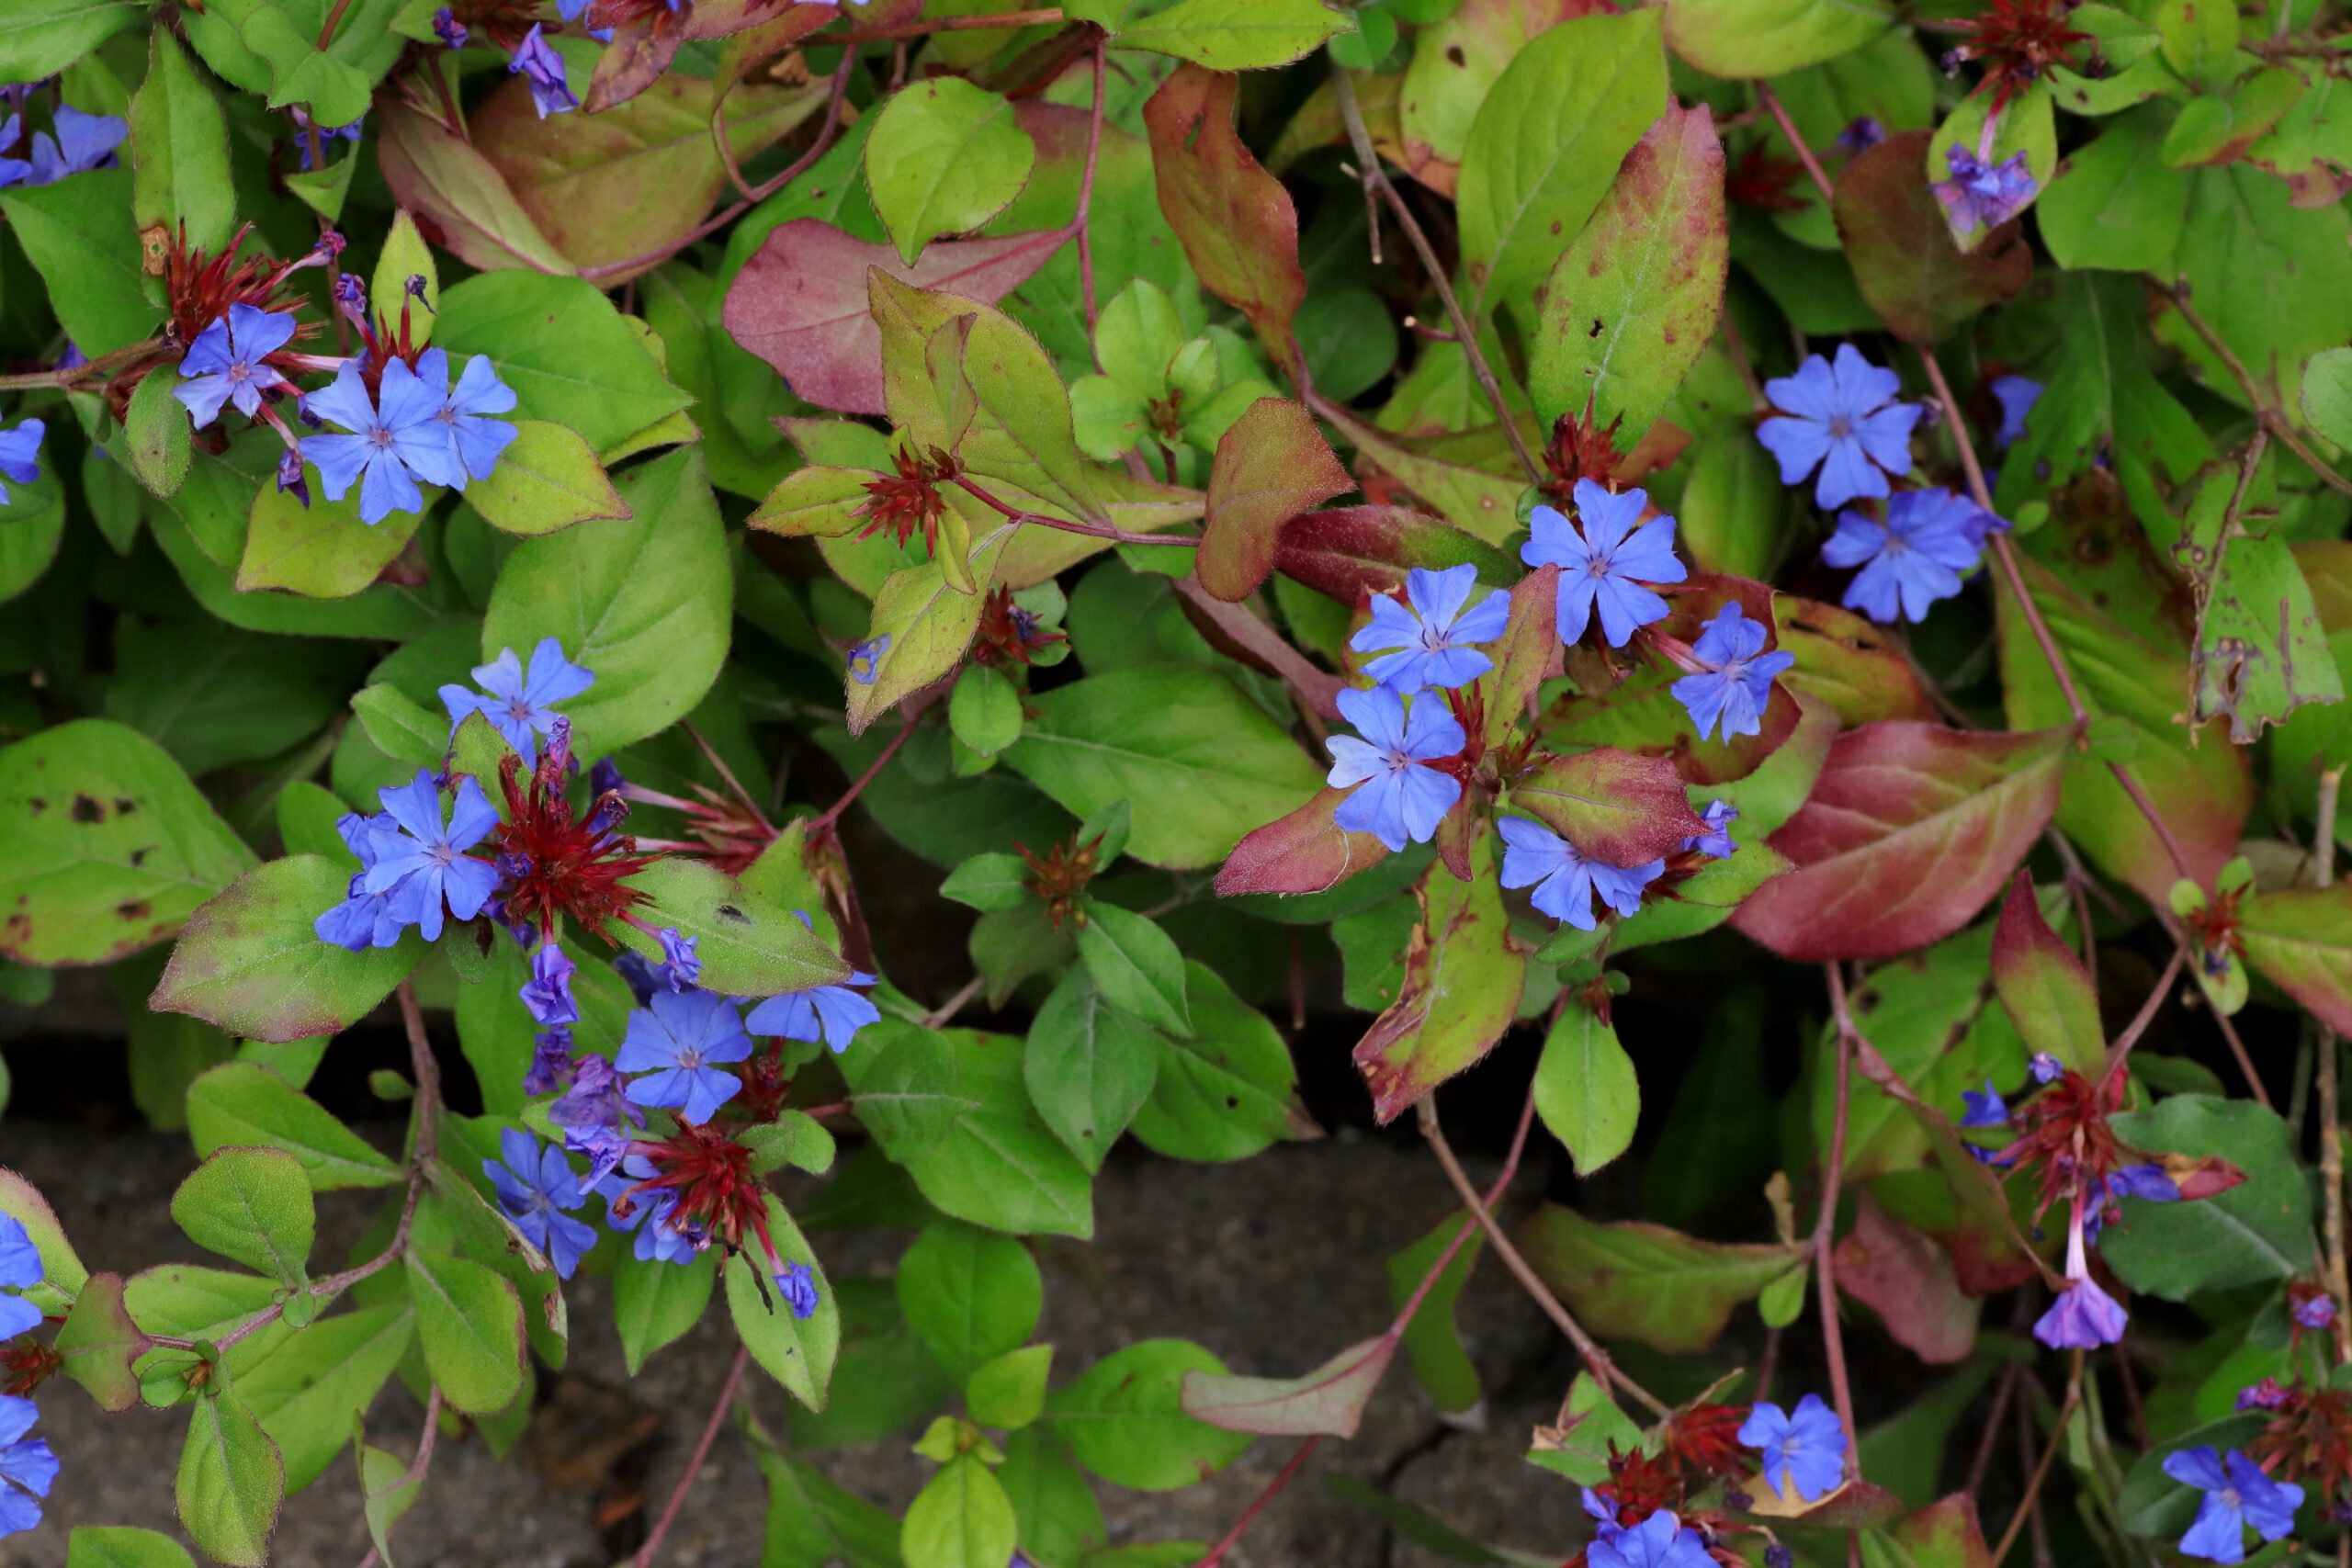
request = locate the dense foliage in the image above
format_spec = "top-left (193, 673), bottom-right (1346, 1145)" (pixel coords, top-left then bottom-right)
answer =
top-left (7, 0), bottom-right (2352, 1563)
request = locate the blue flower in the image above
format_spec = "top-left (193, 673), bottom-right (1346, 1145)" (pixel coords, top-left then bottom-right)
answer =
top-left (616, 988), bottom-right (753, 1124)
top-left (1934, 144), bottom-right (2037, 234)
top-left (774, 1259), bottom-right (820, 1320)
top-left (521, 942), bottom-right (579, 1028)
top-left (1835, 117), bottom-right (1885, 154)
top-left (1498, 817), bottom-right (1658, 931)
top-left (313, 810), bottom-right (416, 951)
top-left (432, 352), bottom-right (519, 485)
top-left (289, 108), bottom-right (362, 170)
top-left (1670, 604), bottom-right (1792, 742)
top-left (1683, 799), bottom-right (1736, 860)
top-left (432, 6), bottom-right (468, 45)
top-left (1756, 345), bottom-right (1922, 511)
top-left (2163, 1447), bottom-right (2302, 1564)
top-left (1738, 1393), bottom-right (1847, 1503)
top-left (359, 770), bottom-right (501, 942)
top-left (2297, 1293), bottom-right (2337, 1331)
top-left (28, 106), bottom-right (124, 183)
top-left (0, 419), bottom-right (41, 504)
top-left (657, 928), bottom-right (701, 992)
top-left (1521, 480), bottom-right (1686, 648)
top-left (175, 305), bottom-right (296, 426)
top-left (1960, 1080), bottom-right (2008, 1129)
top-left (1588, 1509), bottom-right (1714, 1568)
top-left (848, 635), bottom-right (889, 684)
top-left (0, 1394), bottom-right (56, 1540)
top-left (0, 1213), bottom-right (41, 1342)
top-left (439, 637), bottom-right (595, 762)
top-left (549, 1055), bottom-right (641, 1183)
top-left (1326, 685), bottom-right (1464, 853)
top-left (1992, 375), bottom-right (2041, 450)
top-left (600, 1160), bottom-right (701, 1265)
top-left (482, 1129), bottom-right (595, 1279)
top-left (745, 972), bottom-right (880, 1055)
top-left (2034, 1205), bottom-right (2128, 1350)
top-left (1822, 488), bottom-right (1987, 625)
top-left (2030, 1051), bottom-right (2064, 1085)
top-left (302, 356), bottom-right (459, 525)
top-left (509, 26), bottom-right (578, 118)
top-left (523, 1029), bottom-right (573, 1097)
top-left (0, 117), bottom-right (28, 189)
top-left (2238, 1378), bottom-right (2289, 1413)
top-left (557, 0), bottom-right (591, 16)
top-left (1349, 564), bottom-right (1511, 694)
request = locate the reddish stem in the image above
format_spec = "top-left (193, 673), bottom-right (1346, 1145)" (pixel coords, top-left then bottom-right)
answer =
top-left (829, 6), bottom-right (1065, 44)
top-left (809, 716), bottom-right (920, 834)
top-left (1817, 965), bottom-right (1862, 1477)
top-left (952, 475), bottom-right (1199, 546)
top-left (1075, 37), bottom-right (1107, 344)
top-left (1757, 84), bottom-right (1836, 207)
top-left (634, 1344), bottom-right (751, 1568)
top-left (1189, 1436), bottom-right (1323, 1568)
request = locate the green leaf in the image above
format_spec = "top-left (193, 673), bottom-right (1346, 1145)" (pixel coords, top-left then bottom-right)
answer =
top-left (0, 0), bottom-right (143, 81)
top-left (371, 209), bottom-right (440, 346)
top-left (614, 857), bottom-right (852, 998)
top-left (1454, 10), bottom-right (1667, 326)
top-left (153, 856), bottom-right (423, 1045)
top-left (1520, 1204), bottom-right (1805, 1354)
top-left (55, 1270), bottom-right (143, 1413)
top-left (754, 1433), bottom-right (909, 1568)
top-left (124, 364), bottom-right (193, 499)
top-left (897, 1221), bottom-right (1043, 1382)
top-left (1385, 1217), bottom-right (1482, 1416)
top-left (0, 168), bottom-right (157, 355)
top-left (846, 525), bottom-right (1014, 735)
top-left (481, 446), bottom-right (729, 758)
top-left (130, 30), bottom-right (235, 255)
top-left (1990, 874), bottom-right (2103, 1077)
top-left (998, 1427), bottom-right (1105, 1566)
top-left (2102, 1096), bottom-right (2315, 1298)
top-left (852, 1021), bottom-right (983, 1156)
top-left (1352, 838), bottom-right (1526, 1125)
top-left (967, 1345), bottom-right (1053, 1430)
top-left (404, 1247), bottom-right (526, 1415)
top-left (2174, 463), bottom-right (2342, 741)
top-left (0, 1169), bottom-right (86, 1303)
top-left (1024, 966), bottom-right (1159, 1171)
top-left (866, 78), bottom-right (1035, 266)
top-left (2304, 345), bottom-right (2352, 448)
top-left (236, 1302), bottom-right (414, 1492)
top-left (356, 1437), bottom-right (420, 1568)
top-left (1129, 960), bottom-right (1309, 1164)
top-left (171, 1145), bottom-right (314, 1288)
top-left (941, 852), bottom-right (1035, 914)
top-left (949, 664), bottom-right (1024, 760)
top-left (726, 1195), bottom-right (841, 1410)
top-left (902, 1453), bottom-right (1018, 1568)
top-left (175, 1386), bottom-right (285, 1568)
top-left (1006, 667), bottom-right (1323, 871)
top-left (1532, 1005), bottom-right (1638, 1178)
top-left (612, 1247), bottom-right (717, 1376)
top-left (465, 419), bottom-right (629, 536)
top-left (434, 271), bottom-right (694, 456)
top-left (236, 478), bottom-right (424, 599)
top-left (66, 1526), bottom-right (201, 1568)
top-left (186, 1061), bottom-right (400, 1190)
top-left (350, 683), bottom-right (448, 770)
top-left (1110, 0), bottom-right (1351, 68)
top-left (0, 717), bottom-right (257, 964)
top-left (1046, 1339), bottom-right (1252, 1492)
top-left (1075, 903), bottom-right (1192, 1036)
top-left (1659, 0), bottom-right (1892, 77)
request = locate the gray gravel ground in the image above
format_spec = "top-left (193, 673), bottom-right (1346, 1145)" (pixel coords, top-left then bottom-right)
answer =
top-left (0, 1112), bottom-right (1595, 1568)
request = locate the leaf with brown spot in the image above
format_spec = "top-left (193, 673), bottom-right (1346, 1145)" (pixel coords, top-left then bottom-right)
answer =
top-left (1832, 1194), bottom-right (1979, 1364)
top-left (1197, 398), bottom-right (1353, 602)
top-left (1772, 590), bottom-right (1935, 725)
top-left (1833, 129), bottom-right (2030, 344)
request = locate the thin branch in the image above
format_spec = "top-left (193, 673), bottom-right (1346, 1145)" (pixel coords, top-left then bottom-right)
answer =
top-left (828, 6), bottom-right (1064, 44)
top-left (635, 1344), bottom-right (752, 1568)
top-left (1816, 966), bottom-right (1862, 1471)
top-left (2320, 766), bottom-right (2349, 1341)
top-left (1966, 1361), bottom-right (2022, 1498)
top-left (1991, 1358), bottom-right (2083, 1567)
top-left (952, 475), bottom-right (1200, 547)
top-left (2209, 1002), bottom-right (2278, 1114)
top-left (397, 978), bottom-right (442, 1167)
top-left (2159, 278), bottom-right (2352, 499)
top-left (2098, 942), bottom-right (2187, 1090)
top-left (1329, 67), bottom-right (1541, 486)
top-left (1757, 85), bottom-right (1836, 207)
top-left (1189, 1437), bottom-right (1323, 1568)
top-left (1075, 37), bottom-right (1107, 345)
top-left (808, 716), bottom-right (920, 834)
top-left (922, 974), bottom-right (987, 1030)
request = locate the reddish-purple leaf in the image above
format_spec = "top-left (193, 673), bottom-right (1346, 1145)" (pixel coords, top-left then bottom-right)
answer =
top-left (582, 11), bottom-right (687, 115)
top-left (54, 1269), bottom-right (141, 1412)
top-left (1198, 398), bottom-right (1354, 602)
top-left (1733, 722), bottom-right (2068, 962)
top-left (1272, 506), bottom-right (1513, 604)
top-left (1991, 872), bottom-right (2103, 1077)
top-left (1833, 130), bottom-right (2031, 344)
top-left (2156, 1151), bottom-right (2249, 1202)
top-left (1144, 66), bottom-right (1310, 378)
top-left (718, 220), bottom-right (1065, 414)
top-left (374, 99), bottom-right (573, 276)
top-left (1181, 1334), bottom-right (1396, 1438)
top-left (1891, 1496), bottom-right (1996, 1568)
top-left (2239, 886), bottom-right (2352, 1036)
top-left (1773, 591), bottom-right (1936, 726)
top-left (1833, 1195), bottom-right (1980, 1365)
top-left (1215, 787), bottom-right (1392, 897)
top-left (1353, 843), bottom-right (1524, 1124)
top-left (1508, 747), bottom-right (1705, 867)
top-left (1482, 565), bottom-right (1560, 747)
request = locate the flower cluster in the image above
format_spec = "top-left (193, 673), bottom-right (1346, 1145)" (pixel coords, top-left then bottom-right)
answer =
top-left (1570, 1391), bottom-right (1848, 1566)
top-left (0, 1215), bottom-right (56, 1540)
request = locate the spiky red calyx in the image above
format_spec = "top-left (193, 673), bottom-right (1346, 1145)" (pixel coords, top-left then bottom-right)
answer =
top-left (1951, 0), bottom-right (2092, 113)
top-left (2251, 1384), bottom-right (2352, 1506)
top-left (1666, 1402), bottom-right (1751, 1481)
top-left (856, 446), bottom-right (957, 554)
top-left (623, 1122), bottom-right (776, 1263)
top-left (1600, 1443), bottom-right (1687, 1525)
top-left (1020, 833), bottom-right (1105, 930)
top-left (1542, 404), bottom-right (1630, 504)
top-left (974, 585), bottom-right (1065, 668)
top-left (491, 748), bottom-right (661, 942)
top-left (0, 1340), bottom-right (60, 1397)
top-left (2004, 1066), bottom-right (2125, 1219)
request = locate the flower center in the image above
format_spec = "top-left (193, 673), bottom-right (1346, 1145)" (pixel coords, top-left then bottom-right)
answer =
top-left (676, 1048), bottom-right (704, 1071)
top-left (368, 424), bottom-right (394, 450)
top-left (2221, 1488), bottom-right (2242, 1511)
top-left (1828, 416), bottom-right (1853, 440)
top-left (227, 362), bottom-right (253, 384)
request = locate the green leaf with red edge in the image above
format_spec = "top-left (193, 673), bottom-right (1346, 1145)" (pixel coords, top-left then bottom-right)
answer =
top-left (1518, 1203), bottom-right (1804, 1354)
top-left (1773, 591), bottom-right (1936, 726)
top-left (2238, 886), bottom-right (2352, 1035)
top-left (1732, 722), bottom-right (2068, 963)
top-left (56, 1270), bottom-right (143, 1412)
top-left (1317, 403), bottom-right (1529, 548)
top-left (373, 97), bottom-right (574, 276)
top-left (1831, 1192), bottom-right (1980, 1365)
top-left (747, 465), bottom-right (876, 540)
top-left (1888, 1495), bottom-right (1996, 1568)
top-left (1530, 102), bottom-right (1726, 442)
top-left (1111, 0), bottom-right (1353, 69)
top-left (1142, 65), bottom-right (1309, 377)
top-left (0, 1167), bottom-right (88, 1303)
top-left (176, 1383), bottom-right (284, 1568)
top-left (1991, 872), bottom-right (2103, 1077)
top-left (1832, 130), bottom-right (2032, 344)
top-left (1351, 834), bottom-right (1525, 1124)
top-left (1272, 506), bottom-right (1517, 604)
top-left (1481, 565), bottom-right (1559, 748)
top-left (1213, 786), bottom-right (1393, 898)
top-left (1506, 747), bottom-right (1706, 867)
top-left (1179, 1333), bottom-right (1395, 1439)
top-left (1196, 399), bottom-right (1354, 602)
top-left (1660, 0), bottom-right (1894, 78)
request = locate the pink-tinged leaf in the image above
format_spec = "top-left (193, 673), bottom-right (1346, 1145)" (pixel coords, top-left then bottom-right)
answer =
top-left (1519, 1203), bottom-right (1804, 1354)
top-left (1508, 747), bottom-right (1705, 867)
top-left (1143, 66), bottom-right (1309, 378)
top-left (1272, 506), bottom-right (1514, 604)
top-left (1891, 1495), bottom-right (1996, 1568)
top-left (1215, 787), bottom-right (1392, 897)
top-left (1198, 398), bottom-right (1354, 602)
top-left (1833, 130), bottom-right (2032, 344)
top-left (1352, 838), bottom-right (1525, 1124)
top-left (1483, 565), bottom-right (1561, 747)
top-left (1747, 1477), bottom-right (1906, 1530)
top-left (55, 1269), bottom-right (141, 1412)
top-left (1732, 722), bottom-right (2069, 962)
top-left (1319, 404), bottom-right (1526, 546)
top-left (1173, 579), bottom-right (1344, 718)
top-left (581, 11), bottom-right (686, 114)
top-left (1833, 1194), bottom-right (1980, 1365)
top-left (2238, 886), bottom-right (2352, 1035)
top-left (1991, 872), bottom-right (2102, 1077)
top-left (718, 220), bottom-right (1064, 415)
top-left (374, 98), bottom-right (574, 276)
top-left (2156, 1151), bottom-right (2249, 1201)
top-left (1773, 591), bottom-right (1936, 726)
top-left (0, 1167), bottom-right (85, 1296)
top-left (1181, 1334), bottom-right (1396, 1438)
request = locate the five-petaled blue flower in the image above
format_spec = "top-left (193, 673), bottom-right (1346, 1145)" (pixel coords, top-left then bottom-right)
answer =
top-left (314, 810), bottom-right (414, 951)
top-left (657, 928), bottom-right (702, 992)
top-left (0, 1213), bottom-right (41, 1342)
top-left (302, 356), bottom-right (458, 525)
top-left (1498, 817), bottom-right (1658, 932)
top-left (745, 971), bottom-right (880, 1055)
top-left (360, 769), bottom-right (501, 942)
top-left (1350, 564), bottom-right (1510, 694)
top-left (440, 637), bottom-right (595, 762)
top-left (0, 419), bottom-right (39, 506)
top-left (2162, 1447), bottom-right (2303, 1564)
top-left (1521, 480), bottom-right (1686, 649)
top-left (28, 106), bottom-right (125, 184)
top-left (509, 26), bottom-right (578, 118)
top-left (1683, 799), bottom-right (1736, 860)
top-left (1670, 604), bottom-right (1792, 742)
top-left (616, 988), bottom-right (754, 1124)
top-left (434, 354), bottom-right (520, 485)
top-left (1756, 345), bottom-right (1922, 511)
top-left (1960, 1080), bottom-right (2008, 1128)
top-left (1823, 488), bottom-right (1987, 625)
top-left (0, 1394), bottom-right (57, 1540)
top-left (1326, 685), bottom-right (1464, 853)
top-left (774, 1259), bottom-right (820, 1321)
top-left (848, 635), bottom-right (889, 684)
top-left (2035, 1203), bottom-right (2129, 1350)
top-left (1992, 375), bottom-right (2041, 450)
top-left (290, 108), bottom-right (362, 170)
top-left (175, 305), bottom-right (297, 428)
top-left (1588, 1508), bottom-right (1714, 1568)
top-left (1934, 144), bottom-right (2037, 235)
top-left (521, 942), bottom-right (579, 1028)
top-left (483, 1128), bottom-right (596, 1279)
top-left (2030, 1051), bottom-right (2063, 1085)
top-left (1739, 1393), bottom-right (1847, 1503)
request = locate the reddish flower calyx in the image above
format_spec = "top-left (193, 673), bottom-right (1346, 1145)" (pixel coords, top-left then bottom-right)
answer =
top-left (1948, 0), bottom-right (2092, 112)
top-left (622, 1122), bottom-right (776, 1264)
top-left (491, 738), bottom-right (661, 942)
top-left (857, 445), bottom-right (959, 554)
top-left (1021, 833), bottom-right (1105, 930)
top-left (974, 585), bottom-right (1065, 668)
